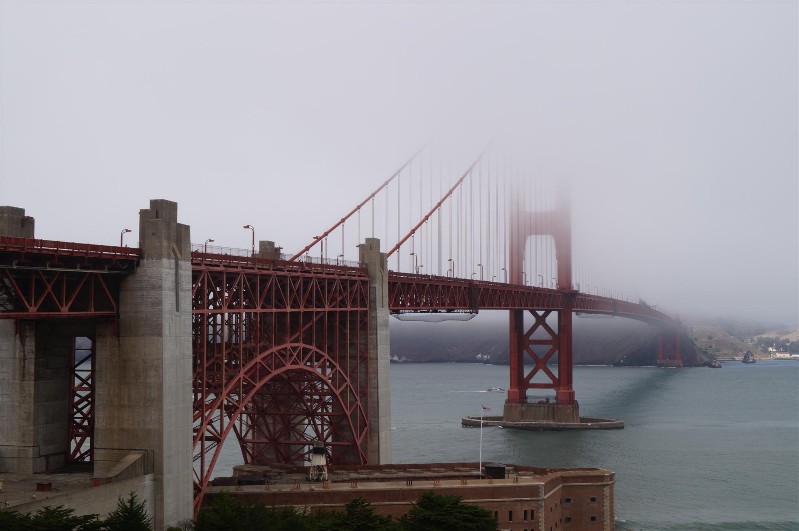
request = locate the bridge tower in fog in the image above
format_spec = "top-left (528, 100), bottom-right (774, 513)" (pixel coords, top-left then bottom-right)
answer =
top-left (504, 191), bottom-right (581, 422)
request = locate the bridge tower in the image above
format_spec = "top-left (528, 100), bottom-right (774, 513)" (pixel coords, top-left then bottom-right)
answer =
top-left (94, 199), bottom-right (194, 528)
top-left (657, 331), bottom-right (683, 367)
top-left (504, 191), bottom-right (580, 423)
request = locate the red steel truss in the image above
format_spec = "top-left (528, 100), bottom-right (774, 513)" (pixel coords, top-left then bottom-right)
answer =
top-left (68, 337), bottom-right (95, 463)
top-left (388, 273), bottom-right (679, 325)
top-left (191, 259), bottom-right (371, 511)
top-left (0, 236), bottom-right (139, 319)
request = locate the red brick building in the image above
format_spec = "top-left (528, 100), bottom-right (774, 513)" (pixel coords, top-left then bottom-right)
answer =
top-left (207, 463), bottom-right (615, 530)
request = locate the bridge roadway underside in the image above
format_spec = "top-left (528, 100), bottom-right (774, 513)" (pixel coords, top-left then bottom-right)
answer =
top-left (387, 271), bottom-right (676, 323)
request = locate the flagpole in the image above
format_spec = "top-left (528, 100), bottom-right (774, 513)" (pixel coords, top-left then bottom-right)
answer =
top-left (479, 406), bottom-right (483, 475)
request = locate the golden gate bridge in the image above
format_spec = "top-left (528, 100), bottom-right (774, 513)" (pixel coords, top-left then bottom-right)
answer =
top-left (0, 146), bottom-right (684, 517)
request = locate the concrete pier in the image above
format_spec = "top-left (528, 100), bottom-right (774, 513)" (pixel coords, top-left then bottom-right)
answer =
top-left (94, 199), bottom-right (193, 528)
top-left (359, 238), bottom-right (391, 464)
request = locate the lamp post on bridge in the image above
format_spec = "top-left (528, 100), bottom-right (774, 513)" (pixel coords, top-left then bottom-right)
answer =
top-left (243, 224), bottom-right (255, 256)
top-left (501, 267), bottom-right (507, 283)
top-left (477, 263), bottom-right (483, 280)
top-left (447, 258), bottom-right (454, 277)
top-left (552, 277), bottom-right (557, 289)
top-left (538, 274), bottom-right (544, 287)
top-left (120, 228), bottom-right (132, 247)
top-left (410, 252), bottom-right (418, 274)
top-left (204, 239), bottom-right (214, 254)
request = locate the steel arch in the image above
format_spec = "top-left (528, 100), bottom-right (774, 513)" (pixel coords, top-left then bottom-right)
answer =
top-left (192, 342), bottom-right (368, 511)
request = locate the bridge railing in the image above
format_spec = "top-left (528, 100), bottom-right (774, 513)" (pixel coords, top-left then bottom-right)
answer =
top-left (191, 244), bottom-right (364, 275)
top-left (0, 235), bottom-right (142, 260)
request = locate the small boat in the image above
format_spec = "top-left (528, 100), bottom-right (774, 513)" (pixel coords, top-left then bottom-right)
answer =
top-left (487, 387), bottom-right (504, 392)
top-left (742, 351), bottom-right (757, 364)
top-left (706, 359), bottom-right (722, 368)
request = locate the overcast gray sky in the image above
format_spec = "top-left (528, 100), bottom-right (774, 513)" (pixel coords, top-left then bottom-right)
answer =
top-left (0, 1), bottom-right (796, 325)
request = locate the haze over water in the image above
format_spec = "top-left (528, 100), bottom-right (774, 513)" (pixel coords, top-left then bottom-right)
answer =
top-left (390, 362), bottom-right (799, 530)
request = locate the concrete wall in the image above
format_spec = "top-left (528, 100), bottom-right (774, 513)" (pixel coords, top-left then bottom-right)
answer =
top-left (0, 272), bottom-right (91, 473)
top-left (7, 474), bottom-right (156, 524)
top-left (0, 321), bottom-right (38, 473)
top-left (0, 206), bottom-right (34, 238)
top-left (94, 199), bottom-right (193, 529)
top-left (358, 238), bottom-right (391, 464)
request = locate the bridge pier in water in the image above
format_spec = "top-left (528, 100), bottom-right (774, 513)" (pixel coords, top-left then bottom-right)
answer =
top-left (657, 330), bottom-right (684, 367)
top-left (503, 192), bottom-right (584, 425)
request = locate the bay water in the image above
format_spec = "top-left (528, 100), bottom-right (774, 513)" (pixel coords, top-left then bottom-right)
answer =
top-left (390, 361), bottom-right (799, 530)
top-left (215, 361), bottom-right (799, 529)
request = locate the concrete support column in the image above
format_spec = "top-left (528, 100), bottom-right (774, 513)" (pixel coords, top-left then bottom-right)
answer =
top-left (358, 238), bottom-right (391, 464)
top-left (0, 321), bottom-right (38, 473)
top-left (0, 208), bottom-right (52, 474)
top-left (257, 240), bottom-right (282, 260)
top-left (0, 206), bottom-right (35, 238)
top-left (94, 199), bottom-right (192, 529)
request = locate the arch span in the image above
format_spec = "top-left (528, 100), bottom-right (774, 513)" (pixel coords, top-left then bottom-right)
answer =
top-left (192, 342), bottom-right (368, 511)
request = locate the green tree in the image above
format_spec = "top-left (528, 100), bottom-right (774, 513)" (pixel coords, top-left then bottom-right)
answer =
top-left (24, 505), bottom-right (103, 531)
top-left (195, 492), bottom-right (311, 531)
top-left (103, 492), bottom-right (152, 531)
top-left (400, 491), bottom-right (497, 531)
top-left (314, 498), bottom-right (398, 531)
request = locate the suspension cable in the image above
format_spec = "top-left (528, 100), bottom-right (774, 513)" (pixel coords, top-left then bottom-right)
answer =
top-left (289, 149), bottom-right (421, 261)
top-left (387, 149), bottom-right (487, 258)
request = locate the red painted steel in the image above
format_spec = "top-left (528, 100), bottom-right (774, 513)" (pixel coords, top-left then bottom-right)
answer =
top-left (191, 260), bottom-right (371, 511)
top-left (0, 236), bottom-right (141, 261)
top-left (68, 337), bottom-right (95, 463)
top-left (657, 331), bottom-right (683, 366)
top-left (387, 273), bottom-right (678, 325)
top-left (0, 236), bottom-right (138, 319)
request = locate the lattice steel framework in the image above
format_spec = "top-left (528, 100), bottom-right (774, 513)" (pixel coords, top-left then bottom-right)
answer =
top-left (191, 261), bottom-right (371, 511)
top-left (68, 337), bottom-right (95, 463)
top-left (0, 236), bottom-right (138, 319)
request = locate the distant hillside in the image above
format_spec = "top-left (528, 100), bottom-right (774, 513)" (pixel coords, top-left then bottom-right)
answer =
top-left (389, 314), bottom-right (705, 366)
top-left (689, 322), bottom-right (799, 359)
top-left (690, 324), bottom-right (760, 359)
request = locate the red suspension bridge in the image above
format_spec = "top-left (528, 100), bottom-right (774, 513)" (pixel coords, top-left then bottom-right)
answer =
top-left (0, 148), bottom-right (684, 514)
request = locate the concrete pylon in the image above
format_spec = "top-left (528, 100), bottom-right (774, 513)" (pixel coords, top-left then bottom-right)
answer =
top-left (0, 207), bottom-right (34, 473)
top-left (94, 199), bottom-right (193, 528)
top-left (257, 240), bottom-right (282, 260)
top-left (0, 206), bottom-right (35, 238)
top-left (358, 238), bottom-right (391, 464)
top-left (0, 208), bottom-right (62, 474)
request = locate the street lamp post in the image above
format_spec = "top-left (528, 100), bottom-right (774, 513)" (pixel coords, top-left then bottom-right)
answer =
top-left (120, 228), bottom-right (132, 247)
top-left (538, 274), bottom-right (544, 287)
top-left (477, 263), bottom-right (483, 280)
top-left (243, 225), bottom-right (255, 256)
top-left (447, 258), bottom-right (454, 277)
top-left (410, 252), bottom-right (418, 274)
top-left (204, 238), bottom-right (214, 254)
